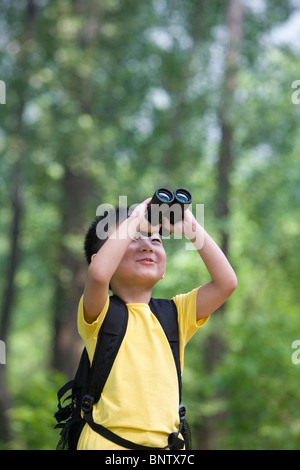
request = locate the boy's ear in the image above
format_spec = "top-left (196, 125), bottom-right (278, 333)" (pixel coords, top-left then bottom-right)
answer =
top-left (91, 253), bottom-right (96, 262)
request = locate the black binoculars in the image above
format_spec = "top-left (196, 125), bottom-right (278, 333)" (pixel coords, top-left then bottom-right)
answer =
top-left (147, 187), bottom-right (192, 226)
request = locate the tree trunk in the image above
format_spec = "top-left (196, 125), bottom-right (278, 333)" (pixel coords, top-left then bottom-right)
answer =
top-left (51, 0), bottom-right (101, 378)
top-left (51, 170), bottom-right (91, 377)
top-left (0, 177), bottom-right (23, 444)
top-left (197, 0), bottom-right (244, 450)
top-left (0, 0), bottom-right (37, 444)
top-left (216, 0), bottom-right (245, 253)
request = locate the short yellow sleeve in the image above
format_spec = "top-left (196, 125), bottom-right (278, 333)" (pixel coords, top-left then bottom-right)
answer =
top-left (172, 288), bottom-right (209, 371)
top-left (77, 295), bottom-right (109, 362)
top-left (172, 287), bottom-right (209, 344)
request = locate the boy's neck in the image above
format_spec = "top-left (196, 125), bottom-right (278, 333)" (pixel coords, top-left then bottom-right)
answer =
top-left (112, 286), bottom-right (153, 305)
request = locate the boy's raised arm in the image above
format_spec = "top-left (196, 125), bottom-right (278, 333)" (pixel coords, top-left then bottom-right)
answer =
top-left (193, 226), bottom-right (237, 320)
top-left (164, 210), bottom-right (237, 321)
top-left (83, 199), bottom-right (151, 324)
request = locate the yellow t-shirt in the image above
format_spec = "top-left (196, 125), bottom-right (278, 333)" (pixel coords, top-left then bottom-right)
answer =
top-left (77, 288), bottom-right (209, 450)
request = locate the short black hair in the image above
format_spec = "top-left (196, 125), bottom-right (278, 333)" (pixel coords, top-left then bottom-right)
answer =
top-left (84, 207), bottom-right (130, 264)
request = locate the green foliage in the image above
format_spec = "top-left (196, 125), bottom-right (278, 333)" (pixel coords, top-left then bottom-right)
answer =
top-left (6, 371), bottom-right (64, 450)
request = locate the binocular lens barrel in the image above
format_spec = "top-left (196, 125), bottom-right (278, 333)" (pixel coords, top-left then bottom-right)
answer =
top-left (155, 188), bottom-right (174, 203)
top-left (170, 188), bottom-right (192, 224)
top-left (147, 187), bottom-right (192, 227)
top-left (174, 188), bottom-right (192, 205)
top-left (147, 187), bottom-right (173, 225)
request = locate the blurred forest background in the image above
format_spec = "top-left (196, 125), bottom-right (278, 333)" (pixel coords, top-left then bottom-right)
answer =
top-left (0, 0), bottom-right (300, 450)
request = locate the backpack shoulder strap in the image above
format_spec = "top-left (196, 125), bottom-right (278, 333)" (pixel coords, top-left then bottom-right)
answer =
top-left (149, 298), bottom-right (182, 403)
top-left (83, 295), bottom-right (128, 409)
top-left (82, 295), bottom-right (171, 450)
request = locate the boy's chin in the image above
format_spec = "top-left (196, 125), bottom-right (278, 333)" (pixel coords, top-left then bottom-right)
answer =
top-left (135, 274), bottom-right (163, 286)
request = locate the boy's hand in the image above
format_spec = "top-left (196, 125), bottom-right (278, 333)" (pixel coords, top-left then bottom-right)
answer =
top-left (130, 198), bottom-right (151, 220)
top-left (130, 198), bottom-right (161, 235)
top-left (162, 209), bottom-right (197, 241)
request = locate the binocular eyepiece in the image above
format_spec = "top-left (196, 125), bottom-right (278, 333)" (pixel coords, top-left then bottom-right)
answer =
top-left (147, 187), bottom-right (192, 227)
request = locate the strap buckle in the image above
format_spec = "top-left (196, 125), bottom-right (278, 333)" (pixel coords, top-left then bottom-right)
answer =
top-left (179, 404), bottom-right (186, 422)
top-left (81, 394), bottom-right (95, 413)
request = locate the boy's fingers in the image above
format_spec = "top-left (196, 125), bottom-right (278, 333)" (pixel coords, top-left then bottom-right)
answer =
top-left (131, 198), bottom-right (152, 219)
top-left (142, 197), bottom-right (152, 210)
top-left (139, 218), bottom-right (161, 234)
top-left (162, 217), bottom-right (172, 232)
top-left (162, 216), bottom-right (185, 235)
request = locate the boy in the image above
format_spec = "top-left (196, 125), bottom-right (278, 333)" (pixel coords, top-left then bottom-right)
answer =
top-left (77, 197), bottom-right (237, 450)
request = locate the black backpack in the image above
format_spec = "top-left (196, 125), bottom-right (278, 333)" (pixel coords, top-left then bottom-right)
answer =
top-left (54, 294), bottom-right (192, 450)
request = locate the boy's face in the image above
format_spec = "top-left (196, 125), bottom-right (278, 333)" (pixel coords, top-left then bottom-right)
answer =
top-left (110, 232), bottom-right (166, 291)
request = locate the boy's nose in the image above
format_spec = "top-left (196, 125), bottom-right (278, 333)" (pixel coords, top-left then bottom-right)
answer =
top-left (139, 239), bottom-right (153, 251)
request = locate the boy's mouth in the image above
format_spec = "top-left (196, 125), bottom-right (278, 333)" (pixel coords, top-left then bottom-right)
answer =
top-left (137, 257), bottom-right (155, 264)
